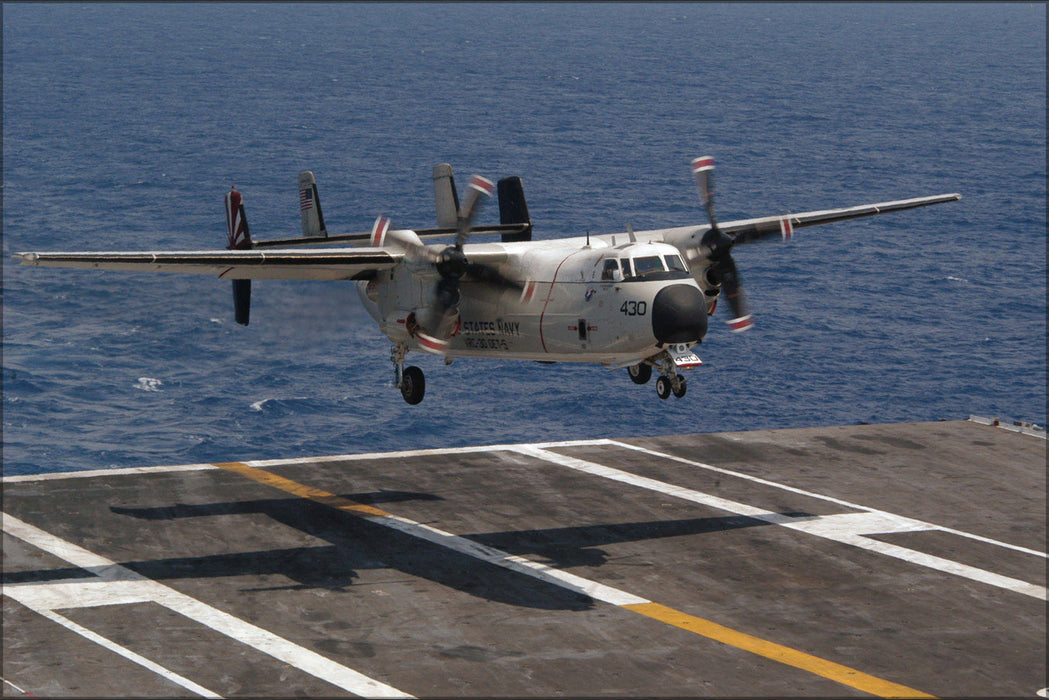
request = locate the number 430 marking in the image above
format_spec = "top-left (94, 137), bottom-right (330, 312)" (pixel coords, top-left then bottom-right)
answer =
top-left (620, 301), bottom-right (647, 316)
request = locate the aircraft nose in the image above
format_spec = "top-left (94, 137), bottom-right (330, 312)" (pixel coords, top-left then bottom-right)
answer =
top-left (652, 284), bottom-right (708, 344)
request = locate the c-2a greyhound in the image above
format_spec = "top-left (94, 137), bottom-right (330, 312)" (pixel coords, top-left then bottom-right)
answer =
top-left (16, 157), bottom-right (960, 404)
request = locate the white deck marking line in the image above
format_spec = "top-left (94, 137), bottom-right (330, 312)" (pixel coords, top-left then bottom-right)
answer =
top-left (2, 676), bottom-right (34, 697)
top-left (1, 514), bottom-right (413, 699)
top-left (2, 463), bottom-right (218, 483)
top-left (36, 608), bottom-right (222, 698)
top-left (604, 439), bottom-right (1048, 559)
top-left (378, 512), bottom-right (647, 605)
top-left (511, 445), bottom-right (1047, 601)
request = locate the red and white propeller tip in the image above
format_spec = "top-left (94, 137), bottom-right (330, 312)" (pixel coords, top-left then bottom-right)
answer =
top-left (370, 215), bottom-right (392, 247)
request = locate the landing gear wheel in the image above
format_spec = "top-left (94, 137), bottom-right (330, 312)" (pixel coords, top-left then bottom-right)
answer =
top-left (672, 378), bottom-right (687, 398)
top-left (628, 363), bottom-right (652, 385)
top-left (656, 376), bottom-right (672, 400)
top-left (400, 366), bottom-right (425, 405)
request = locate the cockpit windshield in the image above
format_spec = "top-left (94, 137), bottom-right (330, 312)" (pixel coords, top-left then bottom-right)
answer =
top-left (602, 245), bottom-right (691, 282)
top-left (632, 256), bottom-right (664, 276)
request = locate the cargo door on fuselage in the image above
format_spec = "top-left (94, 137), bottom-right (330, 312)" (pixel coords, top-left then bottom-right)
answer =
top-left (538, 248), bottom-right (608, 357)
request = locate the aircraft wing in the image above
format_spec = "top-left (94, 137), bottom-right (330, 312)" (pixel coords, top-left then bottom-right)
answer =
top-left (13, 247), bottom-right (404, 281)
top-left (721, 193), bottom-right (961, 243)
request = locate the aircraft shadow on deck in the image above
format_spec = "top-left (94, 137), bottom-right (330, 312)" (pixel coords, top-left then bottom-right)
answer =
top-left (5, 492), bottom-right (814, 611)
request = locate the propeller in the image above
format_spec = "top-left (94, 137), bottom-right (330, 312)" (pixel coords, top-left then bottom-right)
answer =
top-left (691, 157), bottom-right (753, 332)
top-left (371, 175), bottom-right (524, 353)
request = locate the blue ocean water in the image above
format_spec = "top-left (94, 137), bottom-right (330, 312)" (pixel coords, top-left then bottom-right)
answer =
top-left (3, 3), bottom-right (1045, 476)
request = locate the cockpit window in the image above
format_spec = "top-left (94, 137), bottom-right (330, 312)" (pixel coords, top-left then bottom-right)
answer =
top-left (664, 254), bottom-right (687, 272)
top-left (621, 257), bottom-right (633, 278)
top-left (601, 258), bottom-right (620, 281)
top-left (619, 249), bottom-right (690, 281)
top-left (632, 256), bottom-right (664, 276)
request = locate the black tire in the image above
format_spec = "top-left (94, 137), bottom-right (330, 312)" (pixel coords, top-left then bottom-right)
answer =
top-left (400, 366), bottom-right (425, 405)
top-left (628, 363), bottom-right (652, 385)
top-left (656, 376), bottom-right (672, 400)
top-left (672, 379), bottom-right (687, 398)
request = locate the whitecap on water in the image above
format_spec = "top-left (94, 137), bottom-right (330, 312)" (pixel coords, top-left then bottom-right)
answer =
top-left (249, 397), bottom-right (311, 412)
top-left (134, 377), bottom-right (163, 392)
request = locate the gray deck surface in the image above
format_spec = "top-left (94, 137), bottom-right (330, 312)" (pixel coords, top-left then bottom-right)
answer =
top-left (3, 419), bottom-right (1045, 697)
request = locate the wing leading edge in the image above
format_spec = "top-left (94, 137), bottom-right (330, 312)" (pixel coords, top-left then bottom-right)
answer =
top-left (14, 247), bottom-right (403, 281)
top-left (721, 193), bottom-right (962, 243)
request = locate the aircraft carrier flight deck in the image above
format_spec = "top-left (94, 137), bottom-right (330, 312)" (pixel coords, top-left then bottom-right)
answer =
top-left (3, 418), bottom-right (1045, 698)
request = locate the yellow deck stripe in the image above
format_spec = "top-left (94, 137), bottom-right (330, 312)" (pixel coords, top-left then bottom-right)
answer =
top-left (215, 461), bottom-right (934, 698)
top-left (623, 602), bottom-right (933, 698)
top-left (216, 461), bottom-right (391, 517)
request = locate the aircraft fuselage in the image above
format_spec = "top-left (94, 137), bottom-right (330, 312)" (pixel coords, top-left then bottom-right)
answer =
top-left (357, 236), bottom-right (712, 365)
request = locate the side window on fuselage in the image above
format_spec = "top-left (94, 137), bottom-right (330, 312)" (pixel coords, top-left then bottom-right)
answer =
top-left (664, 254), bottom-right (687, 272)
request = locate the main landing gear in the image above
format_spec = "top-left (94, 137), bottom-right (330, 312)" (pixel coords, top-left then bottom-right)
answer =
top-left (628, 354), bottom-right (688, 400)
top-left (392, 341), bottom-right (425, 405)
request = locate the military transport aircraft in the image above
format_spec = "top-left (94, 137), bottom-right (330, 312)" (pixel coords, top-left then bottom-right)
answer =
top-left (15, 157), bottom-right (960, 404)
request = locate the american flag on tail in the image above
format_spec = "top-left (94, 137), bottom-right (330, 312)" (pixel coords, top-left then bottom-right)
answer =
top-left (300, 186), bottom-right (314, 212)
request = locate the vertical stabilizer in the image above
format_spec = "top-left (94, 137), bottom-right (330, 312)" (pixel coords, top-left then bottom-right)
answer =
top-left (298, 171), bottom-right (327, 238)
top-left (224, 186), bottom-right (252, 325)
top-left (433, 163), bottom-right (460, 228)
top-left (225, 186), bottom-right (253, 250)
top-left (497, 176), bottom-right (532, 242)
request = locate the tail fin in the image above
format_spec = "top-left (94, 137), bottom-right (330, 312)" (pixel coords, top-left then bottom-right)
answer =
top-left (432, 163), bottom-right (460, 228)
top-left (433, 164), bottom-right (532, 242)
top-left (298, 171), bottom-right (327, 238)
top-left (224, 186), bottom-right (252, 325)
top-left (497, 176), bottom-right (531, 242)
top-left (225, 187), bottom-right (253, 249)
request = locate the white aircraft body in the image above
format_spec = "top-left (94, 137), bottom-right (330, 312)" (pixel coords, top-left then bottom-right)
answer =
top-left (15, 157), bottom-right (960, 404)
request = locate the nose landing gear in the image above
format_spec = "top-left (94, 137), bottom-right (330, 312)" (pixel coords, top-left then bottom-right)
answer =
top-left (627, 345), bottom-right (696, 400)
top-left (655, 374), bottom-right (687, 399)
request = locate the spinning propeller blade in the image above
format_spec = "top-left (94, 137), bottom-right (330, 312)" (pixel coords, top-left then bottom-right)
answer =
top-left (455, 175), bottom-right (495, 249)
top-left (371, 175), bottom-right (517, 353)
top-left (692, 157), bottom-right (753, 332)
top-left (691, 156), bottom-right (716, 226)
